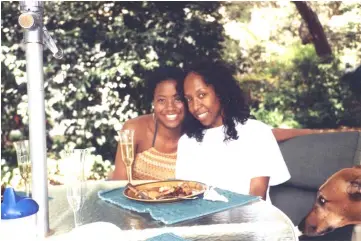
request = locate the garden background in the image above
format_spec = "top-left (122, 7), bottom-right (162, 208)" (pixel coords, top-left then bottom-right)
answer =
top-left (1, 1), bottom-right (360, 188)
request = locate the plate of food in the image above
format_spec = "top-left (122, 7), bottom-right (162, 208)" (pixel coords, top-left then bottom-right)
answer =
top-left (123, 180), bottom-right (208, 203)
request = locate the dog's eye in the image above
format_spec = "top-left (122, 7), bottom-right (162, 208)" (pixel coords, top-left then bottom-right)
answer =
top-left (318, 196), bottom-right (327, 206)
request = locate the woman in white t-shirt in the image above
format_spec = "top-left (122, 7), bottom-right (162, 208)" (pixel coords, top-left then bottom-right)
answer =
top-left (176, 61), bottom-right (291, 200)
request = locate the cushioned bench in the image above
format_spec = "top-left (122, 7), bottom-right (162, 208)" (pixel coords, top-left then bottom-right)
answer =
top-left (270, 131), bottom-right (361, 241)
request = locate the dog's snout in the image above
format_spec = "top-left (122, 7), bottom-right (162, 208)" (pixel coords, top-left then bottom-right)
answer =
top-left (309, 225), bottom-right (317, 232)
top-left (298, 216), bottom-right (321, 236)
top-left (324, 227), bottom-right (334, 234)
top-left (299, 216), bottom-right (336, 236)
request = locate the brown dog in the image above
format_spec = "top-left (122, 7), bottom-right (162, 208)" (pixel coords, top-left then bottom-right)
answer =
top-left (298, 165), bottom-right (361, 236)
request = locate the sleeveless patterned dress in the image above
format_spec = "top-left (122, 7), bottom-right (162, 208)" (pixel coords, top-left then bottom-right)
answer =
top-left (132, 120), bottom-right (177, 180)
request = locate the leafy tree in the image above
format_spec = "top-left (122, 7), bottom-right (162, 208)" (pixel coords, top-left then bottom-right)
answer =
top-left (264, 45), bottom-right (360, 128)
top-left (1, 1), bottom-right (225, 167)
top-left (221, 1), bottom-right (361, 128)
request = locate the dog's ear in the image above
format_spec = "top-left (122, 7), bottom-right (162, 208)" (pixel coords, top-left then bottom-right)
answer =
top-left (347, 178), bottom-right (361, 201)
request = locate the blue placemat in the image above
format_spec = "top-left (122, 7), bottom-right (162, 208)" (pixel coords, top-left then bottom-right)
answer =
top-left (98, 187), bottom-right (259, 225)
top-left (146, 233), bottom-right (189, 241)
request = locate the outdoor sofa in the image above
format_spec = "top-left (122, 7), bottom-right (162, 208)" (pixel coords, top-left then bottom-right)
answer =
top-left (270, 131), bottom-right (361, 241)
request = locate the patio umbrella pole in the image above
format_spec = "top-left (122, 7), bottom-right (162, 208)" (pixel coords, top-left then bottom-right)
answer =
top-left (18, 1), bottom-right (54, 237)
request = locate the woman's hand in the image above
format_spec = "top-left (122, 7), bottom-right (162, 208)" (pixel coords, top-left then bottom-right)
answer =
top-left (249, 176), bottom-right (270, 200)
top-left (111, 142), bottom-right (128, 180)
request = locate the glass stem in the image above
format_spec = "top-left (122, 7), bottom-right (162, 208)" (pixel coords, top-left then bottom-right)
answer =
top-left (73, 211), bottom-right (78, 227)
top-left (126, 166), bottom-right (132, 185)
top-left (25, 180), bottom-right (30, 197)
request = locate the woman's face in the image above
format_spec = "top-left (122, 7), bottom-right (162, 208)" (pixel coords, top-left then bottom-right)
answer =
top-left (153, 79), bottom-right (185, 129)
top-left (184, 72), bottom-right (223, 128)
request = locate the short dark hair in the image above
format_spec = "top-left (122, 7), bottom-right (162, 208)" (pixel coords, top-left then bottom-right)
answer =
top-left (183, 60), bottom-right (250, 142)
top-left (145, 66), bottom-right (186, 106)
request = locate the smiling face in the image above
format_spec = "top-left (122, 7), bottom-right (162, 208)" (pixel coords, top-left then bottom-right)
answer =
top-left (153, 79), bottom-right (185, 129)
top-left (183, 72), bottom-right (223, 128)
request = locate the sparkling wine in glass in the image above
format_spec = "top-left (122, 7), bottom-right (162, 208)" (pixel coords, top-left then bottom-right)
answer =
top-left (64, 149), bottom-right (87, 228)
top-left (13, 140), bottom-right (31, 197)
top-left (118, 130), bottom-right (135, 184)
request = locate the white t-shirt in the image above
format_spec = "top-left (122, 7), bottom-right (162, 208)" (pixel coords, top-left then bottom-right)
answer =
top-left (176, 119), bottom-right (290, 198)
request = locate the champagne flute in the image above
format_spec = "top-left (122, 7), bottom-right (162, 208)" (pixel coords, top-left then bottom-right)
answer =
top-left (118, 130), bottom-right (135, 184)
top-left (64, 149), bottom-right (87, 228)
top-left (13, 140), bottom-right (31, 197)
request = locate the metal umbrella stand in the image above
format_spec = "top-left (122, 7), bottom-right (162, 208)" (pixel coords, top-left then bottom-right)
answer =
top-left (18, 1), bottom-right (63, 237)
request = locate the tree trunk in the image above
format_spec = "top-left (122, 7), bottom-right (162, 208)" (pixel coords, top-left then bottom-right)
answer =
top-left (293, 1), bottom-right (332, 60)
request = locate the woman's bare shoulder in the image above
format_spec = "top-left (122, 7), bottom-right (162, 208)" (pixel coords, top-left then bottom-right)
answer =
top-left (122, 114), bottom-right (153, 149)
top-left (122, 114), bottom-right (153, 130)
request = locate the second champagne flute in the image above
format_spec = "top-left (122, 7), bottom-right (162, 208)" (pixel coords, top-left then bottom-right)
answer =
top-left (64, 149), bottom-right (87, 228)
top-left (13, 140), bottom-right (31, 197)
top-left (118, 130), bottom-right (135, 184)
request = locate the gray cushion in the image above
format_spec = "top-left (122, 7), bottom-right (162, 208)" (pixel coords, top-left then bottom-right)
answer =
top-left (278, 132), bottom-right (360, 190)
top-left (270, 185), bottom-right (315, 225)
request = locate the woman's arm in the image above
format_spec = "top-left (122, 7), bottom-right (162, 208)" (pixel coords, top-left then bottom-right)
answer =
top-left (110, 121), bottom-right (138, 180)
top-left (246, 122), bottom-right (290, 199)
top-left (250, 176), bottom-right (270, 200)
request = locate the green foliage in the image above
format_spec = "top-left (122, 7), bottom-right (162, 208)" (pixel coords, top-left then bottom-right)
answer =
top-left (251, 108), bottom-right (300, 128)
top-left (1, 1), bottom-right (224, 168)
top-left (226, 2), bottom-right (361, 128)
top-left (244, 44), bottom-right (361, 128)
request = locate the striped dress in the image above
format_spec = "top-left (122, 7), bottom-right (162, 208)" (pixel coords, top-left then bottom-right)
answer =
top-left (132, 119), bottom-right (177, 180)
top-left (132, 147), bottom-right (177, 180)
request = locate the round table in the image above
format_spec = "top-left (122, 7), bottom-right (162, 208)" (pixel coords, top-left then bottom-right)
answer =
top-left (48, 180), bottom-right (299, 241)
